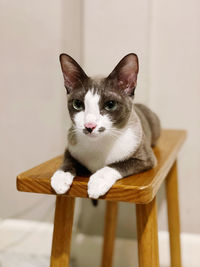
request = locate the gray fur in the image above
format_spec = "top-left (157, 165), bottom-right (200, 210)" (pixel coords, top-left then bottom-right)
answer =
top-left (110, 103), bottom-right (160, 177)
top-left (135, 103), bottom-right (161, 146)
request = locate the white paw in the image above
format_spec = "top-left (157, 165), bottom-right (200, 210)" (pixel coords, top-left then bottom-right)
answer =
top-left (88, 167), bottom-right (122, 199)
top-left (51, 170), bottom-right (74, 194)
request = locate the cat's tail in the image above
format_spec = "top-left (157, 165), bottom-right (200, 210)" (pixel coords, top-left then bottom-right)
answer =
top-left (135, 103), bottom-right (161, 146)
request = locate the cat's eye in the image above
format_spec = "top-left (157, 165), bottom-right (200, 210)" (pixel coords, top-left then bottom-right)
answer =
top-left (72, 99), bottom-right (84, 111)
top-left (104, 100), bottom-right (117, 111)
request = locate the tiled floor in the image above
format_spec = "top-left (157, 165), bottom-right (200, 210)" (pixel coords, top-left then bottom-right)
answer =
top-left (0, 219), bottom-right (199, 267)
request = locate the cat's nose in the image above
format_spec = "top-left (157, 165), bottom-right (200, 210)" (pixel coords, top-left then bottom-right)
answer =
top-left (84, 122), bottom-right (97, 133)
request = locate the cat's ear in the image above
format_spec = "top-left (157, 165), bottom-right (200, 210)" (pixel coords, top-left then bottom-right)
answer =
top-left (107, 53), bottom-right (139, 96)
top-left (59, 54), bottom-right (88, 93)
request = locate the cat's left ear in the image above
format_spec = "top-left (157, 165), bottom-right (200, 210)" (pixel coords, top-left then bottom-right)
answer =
top-left (106, 53), bottom-right (139, 96)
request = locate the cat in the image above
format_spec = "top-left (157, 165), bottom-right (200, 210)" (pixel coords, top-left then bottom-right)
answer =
top-left (51, 53), bottom-right (161, 199)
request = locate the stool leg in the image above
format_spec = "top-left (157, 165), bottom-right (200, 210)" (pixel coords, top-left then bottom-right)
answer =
top-left (101, 201), bottom-right (118, 267)
top-left (166, 161), bottom-right (182, 267)
top-left (50, 196), bottom-right (75, 267)
top-left (136, 197), bottom-right (159, 267)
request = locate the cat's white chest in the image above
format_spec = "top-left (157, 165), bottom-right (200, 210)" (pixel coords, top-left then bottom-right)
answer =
top-left (68, 127), bottom-right (140, 173)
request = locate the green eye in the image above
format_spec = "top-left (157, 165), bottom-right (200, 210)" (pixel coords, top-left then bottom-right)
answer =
top-left (104, 100), bottom-right (117, 111)
top-left (72, 99), bottom-right (84, 111)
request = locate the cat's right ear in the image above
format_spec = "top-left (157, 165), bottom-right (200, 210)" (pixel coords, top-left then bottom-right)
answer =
top-left (59, 54), bottom-right (88, 93)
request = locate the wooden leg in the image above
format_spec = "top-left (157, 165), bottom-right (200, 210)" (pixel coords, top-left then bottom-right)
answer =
top-left (50, 196), bottom-right (75, 267)
top-left (101, 201), bottom-right (118, 267)
top-left (136, 197), bottom-right (159, 267)
top-left (166, 161), bottom-right (182, 267)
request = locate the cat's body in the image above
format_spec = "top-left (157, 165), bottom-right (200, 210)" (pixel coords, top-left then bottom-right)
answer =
top-left (51, 54), bottom-right (161, 199)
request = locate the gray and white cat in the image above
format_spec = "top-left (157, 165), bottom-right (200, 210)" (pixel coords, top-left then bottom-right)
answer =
top-left (51, 53), bottom-right (161, 199)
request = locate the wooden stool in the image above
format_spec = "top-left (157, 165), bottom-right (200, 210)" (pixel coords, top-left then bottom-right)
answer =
top-left (17, 129), bottom-right (186, 267)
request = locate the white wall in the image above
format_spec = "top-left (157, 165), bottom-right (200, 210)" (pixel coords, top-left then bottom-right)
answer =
top-left (149, 0), bottom-right (200, 234)
top-left (82, 0), bottom-right (200, 234)
top-left (82, 0), bottom-right (152, 104)
top-left (0, 0), bottom-right (81, 221)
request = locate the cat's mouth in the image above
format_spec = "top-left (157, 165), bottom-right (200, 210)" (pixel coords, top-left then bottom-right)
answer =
top-left (82, 126), bottom-right (106, 137)
top-left (82, 129), bottom-right (106, 138)
top-left (83, 131), bottom-right (99, 138)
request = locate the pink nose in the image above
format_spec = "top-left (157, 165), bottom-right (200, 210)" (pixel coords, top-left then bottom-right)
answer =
top-left (84, 122), bottom-right (97, 133)
top-left (84, 122), bottom-right (97, 129)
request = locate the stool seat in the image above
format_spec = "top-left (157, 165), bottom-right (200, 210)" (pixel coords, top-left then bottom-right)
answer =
top-left (17, 129), bottom-right (186, 204)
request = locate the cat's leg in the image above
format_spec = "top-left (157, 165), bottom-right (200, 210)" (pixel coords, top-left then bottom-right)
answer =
top-left (88, 150), bottom-right (156, 199)
top-left (51, 150), bottom-right (77, 194)
top-left (88, 166), bottom-right (122, 199)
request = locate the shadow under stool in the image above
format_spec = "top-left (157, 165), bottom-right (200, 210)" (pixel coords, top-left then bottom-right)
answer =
top-left (17, 129), bottom-right (186, 267)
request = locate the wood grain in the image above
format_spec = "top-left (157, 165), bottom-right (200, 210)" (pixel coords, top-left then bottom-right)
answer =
top-left (166, 161), bottom-right (182, 267)
top-left (101, 201), bottom-right (118, 267)
top-left (50, 196), bottom-right (75, 267)
top-left (17, 129), bottom-right (186, 204)
top-left (136, 197), bottom-right (159, 267)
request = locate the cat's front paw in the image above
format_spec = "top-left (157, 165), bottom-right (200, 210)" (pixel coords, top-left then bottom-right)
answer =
top-left (88, 167), bottom-right (122, 199)
top-left (51, 170), bottom-right (74, 194)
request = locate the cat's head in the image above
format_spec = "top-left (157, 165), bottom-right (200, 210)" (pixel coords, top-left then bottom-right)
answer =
top-left (60, 53), bottom-right (139, 139)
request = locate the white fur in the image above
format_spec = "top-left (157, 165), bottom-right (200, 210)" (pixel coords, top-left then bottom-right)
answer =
top-left (74, 111), bottom-right (85, 132)
top-left (88, 166), bottom-right (122, 199)
top-left (51, 170), bottom-right (74, 194)
top-left (69, 113), bottom-right (141, 173)
top-left (84, 90), bottom-right (100, 125)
